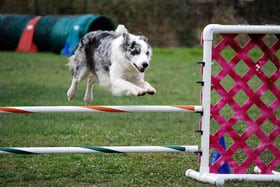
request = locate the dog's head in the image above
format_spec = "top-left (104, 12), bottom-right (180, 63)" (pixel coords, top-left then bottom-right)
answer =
top-left (121, 33), bottom-right (152, 73)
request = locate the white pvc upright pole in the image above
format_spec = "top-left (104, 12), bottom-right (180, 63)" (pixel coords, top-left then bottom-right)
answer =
top-left (198, 38), bottom-right (213, 174)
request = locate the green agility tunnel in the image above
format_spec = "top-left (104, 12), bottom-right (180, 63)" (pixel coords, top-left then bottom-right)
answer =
top-left (0, 14), bottom-right (34, 51)
top-left (0, 14), bottom-right (115, 54)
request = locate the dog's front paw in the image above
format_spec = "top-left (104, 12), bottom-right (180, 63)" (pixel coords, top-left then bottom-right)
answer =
top-left (67, 89), bottom-right (76, 101)
top-left (137, 90), bottom-right (146, 96)
top-left (84, 96), bottom-right (92, 106)
top-left (147, 87), bottom-right (156, 95)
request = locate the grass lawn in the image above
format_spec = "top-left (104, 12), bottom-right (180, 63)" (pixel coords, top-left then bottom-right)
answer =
top-left (0, 49), bottom-right (279, 186)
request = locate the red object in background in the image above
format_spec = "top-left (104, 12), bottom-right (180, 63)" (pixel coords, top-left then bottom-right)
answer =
top-left (16, 16), bottom-right (41, 53)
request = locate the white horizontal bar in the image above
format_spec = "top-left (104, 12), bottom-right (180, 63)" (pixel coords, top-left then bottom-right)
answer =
top-left (215, 173), bottom-right (280, 182)
top-left (0, 105), bottom-right (203, 114)
top-left (203, 24), bottom-right (280, 40)
top-left (0, 145), bottom-right (199, 154)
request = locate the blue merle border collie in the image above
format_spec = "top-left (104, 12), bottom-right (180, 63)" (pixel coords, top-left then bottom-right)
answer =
top-left (67, 25), bottom-right (156, 105)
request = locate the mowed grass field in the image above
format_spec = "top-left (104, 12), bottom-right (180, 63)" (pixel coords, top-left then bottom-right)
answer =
top-left (0, 49), bottom-right (279, 187)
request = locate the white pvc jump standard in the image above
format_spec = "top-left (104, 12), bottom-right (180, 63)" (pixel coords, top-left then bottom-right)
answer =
top-left (185, 24), bottom-right (280, 185)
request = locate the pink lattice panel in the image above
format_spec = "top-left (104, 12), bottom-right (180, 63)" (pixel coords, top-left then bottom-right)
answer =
top-left (210, 33), bottom-right (280, 174)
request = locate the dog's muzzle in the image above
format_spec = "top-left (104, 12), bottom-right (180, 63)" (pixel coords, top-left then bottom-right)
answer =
top-left (133, 62), bottom-right (149, 73)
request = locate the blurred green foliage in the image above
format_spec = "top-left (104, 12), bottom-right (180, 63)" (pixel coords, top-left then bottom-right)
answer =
top-left (1, 0), bottom-right (280, 47)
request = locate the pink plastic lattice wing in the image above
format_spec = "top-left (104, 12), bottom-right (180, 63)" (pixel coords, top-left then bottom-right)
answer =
top-left (210, 33), bottom-right (280, 174)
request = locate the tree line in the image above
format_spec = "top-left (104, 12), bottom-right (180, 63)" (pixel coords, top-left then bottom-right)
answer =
top-left (1, 0), bottom-right (279, 47)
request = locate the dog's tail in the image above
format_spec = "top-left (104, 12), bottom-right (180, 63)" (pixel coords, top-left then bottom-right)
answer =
top-left (66, 55), bottom-right (75, 75)
top-left (115, 24), bottom-right (128, 36)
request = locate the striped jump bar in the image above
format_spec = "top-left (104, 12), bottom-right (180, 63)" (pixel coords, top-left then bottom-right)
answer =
top-left (0, 105), bottom-right (202, 114)
top-left (0, 145), bottom-right (199, 154)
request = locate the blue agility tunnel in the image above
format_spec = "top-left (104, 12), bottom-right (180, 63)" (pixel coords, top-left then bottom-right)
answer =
top-left (0, 14), bottom-right (115, 54)
top-left (60, 14), bottom-right (116, 56)
top-left (58, 14), bottom-right (116, 56)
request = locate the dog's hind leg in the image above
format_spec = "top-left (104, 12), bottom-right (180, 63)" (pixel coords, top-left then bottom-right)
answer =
top-left (67, 78), bottom-right (79, 101)
top-left (84, 73), bottom-right (95, 105)
top-left (67, 65), bottom-right (89, 102)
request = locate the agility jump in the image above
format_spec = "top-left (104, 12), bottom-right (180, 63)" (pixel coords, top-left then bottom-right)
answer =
top-left (1, 25), bottom-right (280, 185)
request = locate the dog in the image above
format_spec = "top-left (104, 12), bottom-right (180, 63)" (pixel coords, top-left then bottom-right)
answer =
top-left (66, 25), bottom-right (156, 105)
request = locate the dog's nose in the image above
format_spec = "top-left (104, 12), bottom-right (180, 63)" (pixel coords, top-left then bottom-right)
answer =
top-left (142, 62), bottom-right (149, 69)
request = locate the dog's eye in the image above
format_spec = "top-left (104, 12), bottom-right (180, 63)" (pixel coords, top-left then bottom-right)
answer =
top-left (133, 46), bottom-right (140, 53)
top-left (130, 41), bottom-right (136, 48)
top-left (131, 48), bottom-right (140, 56)
top-left (146, 51), bottom-right (150, 56)
top-left (129, 42), bottom-right (141, 56)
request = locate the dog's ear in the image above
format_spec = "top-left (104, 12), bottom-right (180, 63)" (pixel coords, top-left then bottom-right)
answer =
top-left (115, 24), bottom-right (128, 35)
top-left (139, 35), bottom-right (148, 42)
top-left (122, 33), bottom-right (130, 47)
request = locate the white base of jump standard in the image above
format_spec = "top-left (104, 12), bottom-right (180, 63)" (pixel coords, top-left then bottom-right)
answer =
top-left (186, 168), bottom-right (280, 186)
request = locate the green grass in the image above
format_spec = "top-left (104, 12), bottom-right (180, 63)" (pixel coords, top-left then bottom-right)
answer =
top-left (0, 49), bottom-right (279, 187)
